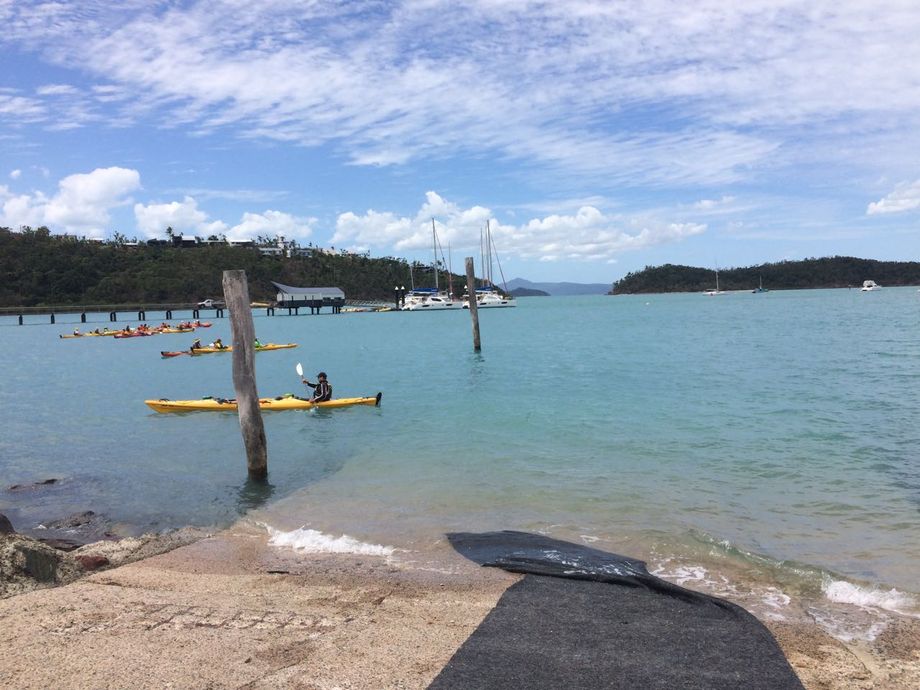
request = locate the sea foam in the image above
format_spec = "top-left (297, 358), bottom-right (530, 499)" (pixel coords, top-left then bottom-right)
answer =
top-left (822, 579), bottom-right (917, 615)
top-left (266, 525), bottom-right (395, 556)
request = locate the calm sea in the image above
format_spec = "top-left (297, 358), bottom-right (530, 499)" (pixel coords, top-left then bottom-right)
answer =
top-left (2, 289), bottom-right (919, 638)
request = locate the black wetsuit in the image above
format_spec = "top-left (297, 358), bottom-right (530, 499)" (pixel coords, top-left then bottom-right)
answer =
top-left (305, 379), bottom-right (332, 402)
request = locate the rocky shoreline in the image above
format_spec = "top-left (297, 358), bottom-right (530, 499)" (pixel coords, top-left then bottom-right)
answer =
top-left (1, 506), bottom-right (210, 600)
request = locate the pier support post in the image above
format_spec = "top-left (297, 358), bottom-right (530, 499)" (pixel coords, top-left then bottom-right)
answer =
top-left (81, 313), bottom-right (86, 323)
top-left (166, 309), bottom-right (172, 320)
top-left (50, 313), bottom-right (55, 325)
top-left (18, 315), bottom-right (23, 325)
top-left (465, 257), bottom-right (481, 351)
top-left (222, 270), bottom-right (268, 480)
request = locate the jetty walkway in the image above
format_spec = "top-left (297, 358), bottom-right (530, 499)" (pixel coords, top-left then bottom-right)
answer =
top-left (0, 299), bottom-right (392, 325)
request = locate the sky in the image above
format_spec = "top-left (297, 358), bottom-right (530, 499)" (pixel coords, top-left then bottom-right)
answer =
top-left (2, 1), bottom-right (920, 284)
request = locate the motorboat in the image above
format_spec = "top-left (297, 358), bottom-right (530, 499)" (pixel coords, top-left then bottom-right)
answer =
top-left (401, 287), bottom-right (460, 310)
top-left (861, 280), bottom-right (881, 291)
top-left (462, 287), bottom-right (516, 308)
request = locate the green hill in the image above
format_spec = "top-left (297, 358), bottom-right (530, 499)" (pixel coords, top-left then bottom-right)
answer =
top-left (0, 226), bottom-right (467, 307)
top-left (610, 257), bottom-right (920, 294)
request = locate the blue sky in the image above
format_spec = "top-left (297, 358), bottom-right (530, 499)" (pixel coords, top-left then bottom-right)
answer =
top-left (2, 1), bottom-right (920, 283)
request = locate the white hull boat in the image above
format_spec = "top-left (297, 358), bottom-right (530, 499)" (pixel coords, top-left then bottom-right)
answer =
top-left (402, 289), bottom-right (460, 310)
top-left (462, 288), bottom-right (516, 308)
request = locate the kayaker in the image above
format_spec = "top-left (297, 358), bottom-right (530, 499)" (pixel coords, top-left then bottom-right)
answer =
top-left (254, 338), bottom-right (263, 348)
top-left (302, 372), bottom-right (332, 402)
top-left (190, 338), bottom-right (202, 351)
top-left (73, 328), bottom-right (81, 336)
top-left (211, 338), bottom-right (225, 350)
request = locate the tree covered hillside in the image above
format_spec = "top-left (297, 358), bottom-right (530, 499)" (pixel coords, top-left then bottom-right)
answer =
top-left (0, 227), bottom-right (463, 307)
top-left (610, 257), bottom-right (920, 294)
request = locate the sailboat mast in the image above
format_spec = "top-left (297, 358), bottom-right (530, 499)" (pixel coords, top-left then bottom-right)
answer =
top-left (431, 217), bottom-right (439, 291)
top-left (479, 228), bottom-right (486, 285)
top-left (447, 241), bottom-right (454, 298)
top-left (486, 219), bottom-right (493, 286)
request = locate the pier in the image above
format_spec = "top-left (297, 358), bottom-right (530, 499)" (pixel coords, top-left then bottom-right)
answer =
top-left (0, 299), bottom-right (348, 325)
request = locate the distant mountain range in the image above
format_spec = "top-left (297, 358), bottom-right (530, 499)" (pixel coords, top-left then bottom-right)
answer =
top-left (505, 278), bottom-right (611, 296)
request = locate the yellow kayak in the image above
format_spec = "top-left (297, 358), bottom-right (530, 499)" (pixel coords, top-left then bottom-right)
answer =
top-left (145, 393), bottom-right (382, 413)
top-left (60, 330), bottom-right (119, 338)
top-left (188, 343), bottom-right (298, 354)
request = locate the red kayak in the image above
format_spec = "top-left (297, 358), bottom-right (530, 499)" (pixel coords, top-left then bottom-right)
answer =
top-left (193, 321), bottom-right (212, 328)
top-left (161, 350), bottom-right (190, 358)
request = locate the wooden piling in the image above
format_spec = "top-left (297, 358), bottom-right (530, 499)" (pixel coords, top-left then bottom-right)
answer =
top-left (465, 257), bottom-right (481, 351)
top-left (222, 270), bottom-right (268, 480)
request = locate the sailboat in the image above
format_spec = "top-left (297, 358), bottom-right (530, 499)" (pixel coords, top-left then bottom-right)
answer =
top-left (704, 268), bottom-right (725, 296)
top-left (462, 220), bottom-right (516, 309)
top-left (752, 275), bottom-right (769, 294)
top-left (401, 219), bottom-right (460, 311)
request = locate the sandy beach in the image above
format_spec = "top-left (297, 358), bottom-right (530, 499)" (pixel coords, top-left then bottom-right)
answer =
top-left (1, 523), bottom-right (918, 689)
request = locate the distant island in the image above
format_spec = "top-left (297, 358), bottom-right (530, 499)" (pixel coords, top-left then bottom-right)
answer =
top-left (509, 287), bottom-right (550, 297)
top-left (505, 277), bottom-right (610, 296)
top-left (610, 257), bottom-right (920, 294)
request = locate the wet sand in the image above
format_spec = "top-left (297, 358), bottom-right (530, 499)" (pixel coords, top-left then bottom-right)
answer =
top-left (0, 522), bottom-right (917, 689)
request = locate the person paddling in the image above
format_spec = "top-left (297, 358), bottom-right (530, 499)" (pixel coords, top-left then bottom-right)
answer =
top-left (190, 337), bottom-right (202, 351)
top-left (302, 371), bottom-right (332, 403)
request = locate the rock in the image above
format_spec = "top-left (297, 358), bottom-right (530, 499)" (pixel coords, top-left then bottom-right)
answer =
top-left (36, 537), bottom-right (84, 552)
top-left (43, 511), bottom-right (96, 530)
top-left (7, 478), bottom-right (59, 491)
top-left (75, 555), bottom-right (110, 571)
top-left (0, 513), bottom-right (14, 535)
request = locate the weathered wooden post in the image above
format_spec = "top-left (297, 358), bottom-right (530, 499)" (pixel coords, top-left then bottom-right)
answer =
top-left (222, 270), bottom-right (268, 480)
top-left (465, 257), bottom-right (481, 351)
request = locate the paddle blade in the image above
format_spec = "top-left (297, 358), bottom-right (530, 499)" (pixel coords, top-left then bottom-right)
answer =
top-left (295, 362), bottom-right (303, 377)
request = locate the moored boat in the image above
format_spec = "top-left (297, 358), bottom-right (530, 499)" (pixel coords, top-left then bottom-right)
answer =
top-left (145, 392), bottom-right (382, 412)
top-left (462, 287), bottom-right (516, 309)
top-left (861, 280), bottom-right (881, 291)
top-left (401, 288), bottom-right (460, 310)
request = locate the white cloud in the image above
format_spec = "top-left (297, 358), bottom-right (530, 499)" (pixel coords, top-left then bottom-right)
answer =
top-left (134, 197), bottom-right (314, 241)
top-left (8, 1), bottom-right (920, 186)
top-left (693, 196), bottom-right (735, 210)
top-left (134, 196), bottom-right (224, 238)
top-left (0, 185), bottom-right (47, 229)
top-left (9, 169), bottom-right (21, 179)
top-left (226, 210), bottom-right (315, 242)
top-left (332, 191), bottom-right (705, 263)
top-left (1, 167), bottom-right (140, 235)
top-left (867, 180), bottom-right (920, 215)
top-left (36, 84), bottom-right (79, 96)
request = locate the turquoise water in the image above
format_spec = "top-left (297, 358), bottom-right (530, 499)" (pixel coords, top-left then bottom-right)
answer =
top-left (2, 290), bottom-right (919, 611)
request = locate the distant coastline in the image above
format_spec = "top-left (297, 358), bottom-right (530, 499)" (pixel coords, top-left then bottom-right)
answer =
top-left (509, 287), bottom-right (550, 297)
top-left (610, 257), bottom-right (920, 294)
